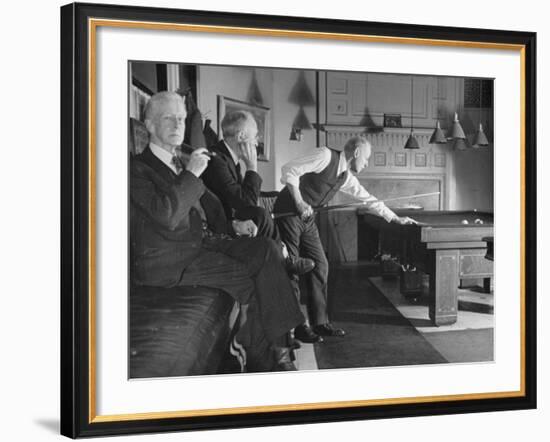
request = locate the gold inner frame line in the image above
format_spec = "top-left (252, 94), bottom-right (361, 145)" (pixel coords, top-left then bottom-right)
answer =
top-left (87, 18), bottom-right (527, 423)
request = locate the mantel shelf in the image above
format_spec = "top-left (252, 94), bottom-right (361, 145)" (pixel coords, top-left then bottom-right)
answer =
top-left (321, 124), bottom-right (435, 136)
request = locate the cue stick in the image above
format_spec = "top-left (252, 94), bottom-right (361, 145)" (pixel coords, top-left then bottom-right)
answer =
top-left (272, 191), bottom-right (440, 219)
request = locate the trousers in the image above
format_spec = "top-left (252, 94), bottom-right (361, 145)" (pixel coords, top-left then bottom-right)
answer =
top-left (178, 235), bottom-right (304, 368)
top-left (234, 206), bottom-right (281, 242)
top-left (276, 215), bottom-right (329, 325)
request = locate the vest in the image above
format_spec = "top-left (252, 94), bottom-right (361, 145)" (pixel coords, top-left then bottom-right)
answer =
top-left (273, 149), bottom-right (348, 214)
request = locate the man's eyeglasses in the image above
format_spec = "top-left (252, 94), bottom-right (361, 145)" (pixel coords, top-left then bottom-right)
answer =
top-left (162, 115), bottom-right (186, 125)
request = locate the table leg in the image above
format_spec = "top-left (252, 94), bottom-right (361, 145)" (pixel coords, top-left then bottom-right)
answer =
top-left (428, 249), bottom-right (459, 326)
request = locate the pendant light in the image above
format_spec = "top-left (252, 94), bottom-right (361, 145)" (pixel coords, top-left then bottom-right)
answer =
top-left (288, 71), bottom-right (315, 141)
top-left (289, 107), bottom-right (312, 142)
top-left (429, 77), bottom-right (447, 144)
top-left (450, 112), bottom-right (466, 139)
top-left (473, 79), bottom-right (489, 147)
top-left (451, 110), bottom-right (468, 150)
top-left (404, 76), bottom-right (420, 149)
top-left (429, 120), bottom-right (447, 144)
top-left (453, 138), bottom-right (469, 151)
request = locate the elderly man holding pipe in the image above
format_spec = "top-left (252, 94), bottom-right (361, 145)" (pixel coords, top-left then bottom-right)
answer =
top-left (130, 91), bottom-right (304, 372)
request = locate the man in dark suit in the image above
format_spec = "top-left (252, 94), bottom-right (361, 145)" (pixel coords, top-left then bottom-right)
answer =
top-left (201, 110), bottom-right (313, 275)
top-left (130, 91), bottom-right (304, 372)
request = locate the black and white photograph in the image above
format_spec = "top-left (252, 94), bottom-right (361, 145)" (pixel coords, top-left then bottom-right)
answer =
top-left (128, 60), bottom-right (496, 378)
top-left (1, 0), bottom-right (544, 440)
top-left (54, 2), bottom-right (537, 438)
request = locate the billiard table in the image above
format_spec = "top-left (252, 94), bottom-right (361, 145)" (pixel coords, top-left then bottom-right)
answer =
top-left (358, 209), bottom-right (494, 326)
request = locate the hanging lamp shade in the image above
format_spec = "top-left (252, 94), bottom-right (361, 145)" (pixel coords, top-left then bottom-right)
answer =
top-left (429, 120), bottom-right (447, 144)
top-left (293, 107), bottom-right (313, 130)
top-left (404, 76), bottom-right (419, 149)
top-left (472, 80), bottom-right (489, 148)
top-left (404, 131), bottom-right (420, 149)
top-left (472, 123), bottom-right (489, 147)
top-left (247, 71), bottom-right (264, 105)
top-left (453, 138), bottom-right (469, 151)
top-left (430, 78), bottom-right (447, 145)
top-left (288, 71), bottom-right (316, 106)
top-left (289, 107), bottom-right (310, 141)
top-left (451, 112), bottom-right (466, 139)
top-left (289, 127), bottom-right (302, 141)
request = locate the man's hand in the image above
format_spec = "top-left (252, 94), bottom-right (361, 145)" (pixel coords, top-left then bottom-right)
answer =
top-left (296, 200), bottom-right (314, 221)
top-left (287, 183), bottom-right (313, 221)
top-left (237, 140), bottom-right (258, 172)
top-left (232, 219), bottom-right (258, 237)
top-left (393, 216), bottom-right (418, 225)
top-left (187, 148), bottom-right (211, 177)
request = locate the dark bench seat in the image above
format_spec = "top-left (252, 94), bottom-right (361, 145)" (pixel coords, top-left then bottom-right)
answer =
top-left (128, 118), bottom-right (280, 378)
top-left (130, 285), bottom-right (237, 378)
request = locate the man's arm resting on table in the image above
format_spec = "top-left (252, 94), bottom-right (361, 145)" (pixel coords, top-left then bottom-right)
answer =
top-left (339, 173), bottom-right (417, 225)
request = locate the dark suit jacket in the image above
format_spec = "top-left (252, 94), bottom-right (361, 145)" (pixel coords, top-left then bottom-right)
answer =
top-left (201, 140), bottom-right (262, 219)
top-left (130, 146), bottom-right (230, 287)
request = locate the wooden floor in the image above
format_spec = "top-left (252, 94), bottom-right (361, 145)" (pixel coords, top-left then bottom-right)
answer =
top-left (294, 262), bottom-right (494, 370)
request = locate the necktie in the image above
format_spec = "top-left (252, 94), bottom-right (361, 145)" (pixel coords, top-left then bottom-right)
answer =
top-left (171, 152), bottom-right (184, 174)
top-left (235, 162), bottom-right (242, 184)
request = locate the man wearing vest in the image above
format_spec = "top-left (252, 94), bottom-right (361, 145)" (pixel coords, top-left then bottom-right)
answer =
top-left (273, 136), bottom-right (417, 342)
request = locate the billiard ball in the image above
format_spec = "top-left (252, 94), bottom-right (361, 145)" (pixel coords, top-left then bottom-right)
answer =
top-left (461, 220), bottom-right (469, 224)
top-left (474, 218), bottom-right (484, 224)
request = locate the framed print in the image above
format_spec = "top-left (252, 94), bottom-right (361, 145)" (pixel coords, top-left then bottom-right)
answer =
top-left (60, 2), bottom-right (537, 438)
top-left (384, 113), bottom-right (402, 128)
top-left (218, 95), bottom-right (272, 161)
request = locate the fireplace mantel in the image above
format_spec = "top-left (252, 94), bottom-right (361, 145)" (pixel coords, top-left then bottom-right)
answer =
top-left (322, 125), bottom-right (437, 150)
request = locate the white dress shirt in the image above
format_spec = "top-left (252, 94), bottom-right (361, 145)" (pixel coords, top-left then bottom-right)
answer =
top-left (280, 146), bottom-right (397, 222)
top-left (149, 142), bottom-right (180, 175)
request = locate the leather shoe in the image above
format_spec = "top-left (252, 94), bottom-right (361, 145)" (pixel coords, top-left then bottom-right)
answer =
top-left (294, 324), bottom-right (324, 344)
top-left (274, 347), bottom-right (297, 371)
top-left (313, 323), bottom-right (346, 337)
top-left (286, 256), bottom-right (315, 275)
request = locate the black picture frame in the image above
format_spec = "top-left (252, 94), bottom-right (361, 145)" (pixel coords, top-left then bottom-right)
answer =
top-left (384, 113), bottom-right (402, 128)
top-left (61, 2), bottom-right (537, 438)
top-left (218, 95), bottom-right (272, 161)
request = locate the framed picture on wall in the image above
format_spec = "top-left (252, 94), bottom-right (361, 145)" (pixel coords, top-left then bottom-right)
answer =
top-left (383, 113), bottom-right (402, 128)
top-left (61, 2), bottom-right (536, 438)
top-left (218, 95), bottom-right (271, 161)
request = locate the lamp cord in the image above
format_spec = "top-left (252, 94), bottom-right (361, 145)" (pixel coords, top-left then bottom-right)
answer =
top-left (410, 76), bottom-right (414, 131)
top-left (479, 79), bottom-right (483, 125)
